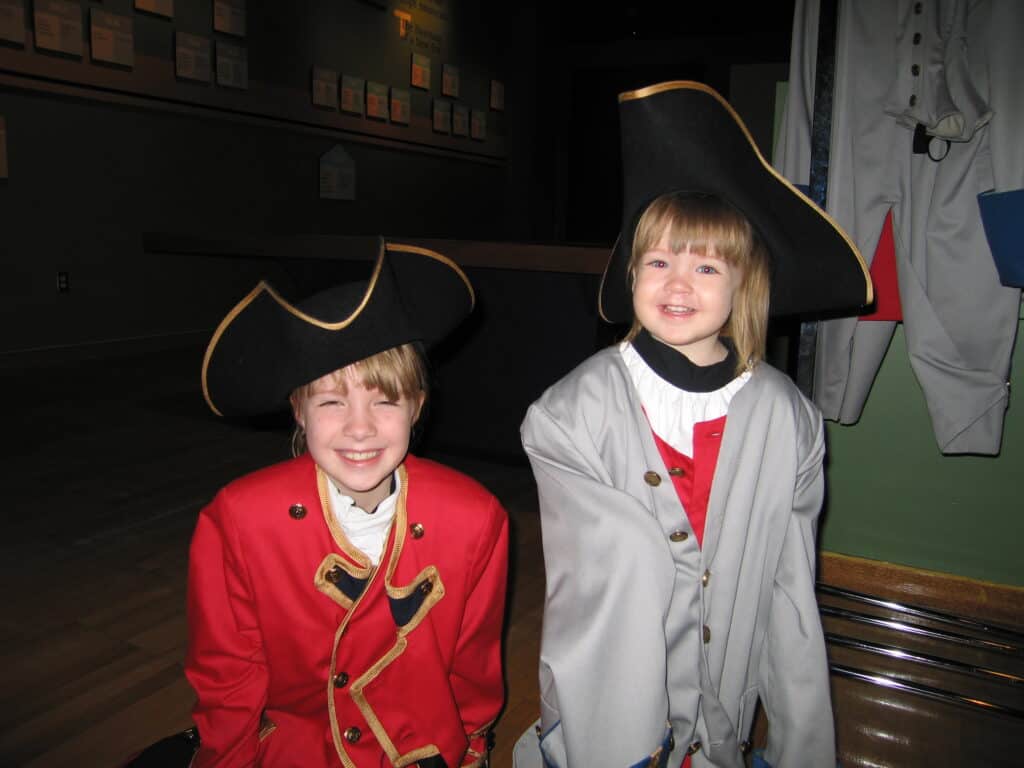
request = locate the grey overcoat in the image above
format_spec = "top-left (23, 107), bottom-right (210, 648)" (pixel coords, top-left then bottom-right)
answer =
top-left (519, 347), bottom-right (834, 768)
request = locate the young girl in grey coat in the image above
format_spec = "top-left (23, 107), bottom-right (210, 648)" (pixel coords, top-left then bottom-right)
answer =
top-left (515, 81), bottom-right (872, 768)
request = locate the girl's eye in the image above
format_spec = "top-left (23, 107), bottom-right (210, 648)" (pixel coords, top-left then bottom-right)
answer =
top-left (646, 258), bottom-right (668, 268)
top-left (319, 400), bottom-right (342, 407)
top-left (697, 264), bottom-right (719, 275)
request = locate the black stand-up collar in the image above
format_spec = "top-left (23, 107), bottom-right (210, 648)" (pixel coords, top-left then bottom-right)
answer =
top-left (631, 329), bottom-right (738, 393)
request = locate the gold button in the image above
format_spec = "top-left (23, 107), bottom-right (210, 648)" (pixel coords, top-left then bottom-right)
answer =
top-left (343, 726), bottom-right (361, 743)
top-left (410, 522), bottom-right (425, 539)
top-left (643, 471), bottom-right (661, 486)
top-left (703, 625), bottom-right (711, 644)
top-left (668, 467), bottom-right (684, 477)
top-left (702, 569), bottom-right (710, 587)
top-left (288, 503), bottom-right (307, 519)
top-left (688, 740), bottom-right (702, 756)
top-left (334, 671), bottom-right (349, 687)
top-left (418, 580), bottom-right (433, 595)
top-left (326, 566), bottom-right (343, 584)
top-left (669, 530), bottom-right (689, 542)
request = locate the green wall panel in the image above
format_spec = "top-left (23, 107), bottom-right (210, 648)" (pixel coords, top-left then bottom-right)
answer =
top-left (821, 319), bottom-right (1024, 587)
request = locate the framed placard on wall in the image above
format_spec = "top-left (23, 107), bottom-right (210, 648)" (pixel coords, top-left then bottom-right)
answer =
top-left (216, 40), bottom-right (247, 89)
top-left (366, 81), bottom-right (389, 120)
top-left (490, 79), bottom-right (504, 111)
top-left (34, 0), bottom-right (83, 57)
top-left (411, 52), bottom-right (430, 90)
top-left (341, 75), bottom-right (365, 116)
top-left (452, 104), bottom-right (468, 136)
top-left (312, 67), bottom-right (338, 109)
top-left (390, 87), bottom-right (410, 124)
top-left (135, 0), bottom-right (173, 18)
top-left (470, 108), bottom-right (486, 140)
top-left (90, 9), bottom-right (134, 68)
top-left (442, 63), bottom-right (459, 98)
top-left (0, 0), bottom-right (27, 45)
top-left (175, 32), bottom-right (211, 82)
top-left (213, 0), bottom-right (245, 37)
top-left (432, 99), bottom-right (450, 133)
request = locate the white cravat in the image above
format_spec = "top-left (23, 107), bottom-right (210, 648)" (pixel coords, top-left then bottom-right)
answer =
top-left (327, 472), bottom-right (400, 566)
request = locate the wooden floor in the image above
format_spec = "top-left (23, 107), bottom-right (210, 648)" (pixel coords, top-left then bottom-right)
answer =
top-left (0, 342), bottom-right (543, 768)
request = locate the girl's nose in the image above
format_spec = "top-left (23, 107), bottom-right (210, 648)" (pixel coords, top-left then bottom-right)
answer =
top-left (666, 267), bottom-right (693, 291)
top-left (343, 408), bottom-right (376, 439)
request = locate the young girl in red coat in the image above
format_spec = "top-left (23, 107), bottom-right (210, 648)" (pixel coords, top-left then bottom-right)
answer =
top-left (187, 241), bottom-right (508, 768)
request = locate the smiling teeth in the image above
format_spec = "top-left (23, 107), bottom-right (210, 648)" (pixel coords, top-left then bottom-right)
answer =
top-left (343, 450), bottom-right (380, 460)
top-left (663, 305), bottom-right (694, 313)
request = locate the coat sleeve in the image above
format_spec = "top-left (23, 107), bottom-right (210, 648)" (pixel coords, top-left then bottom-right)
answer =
top-left (522, 402), bottom-right (675, 768)
top-left (449, 494), bottom-right (509, 767)
top-left (185, 490), bottom-right (269, 768)
top-left (757, 410), bottom-right (836, 767)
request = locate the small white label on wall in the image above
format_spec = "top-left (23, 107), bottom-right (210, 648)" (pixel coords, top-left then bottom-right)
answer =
top-left (320, 145), bottom-right (355, 201)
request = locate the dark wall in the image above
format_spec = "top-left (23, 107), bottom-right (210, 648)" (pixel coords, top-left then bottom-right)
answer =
top-left (0, 0), bottom-right (544, 355)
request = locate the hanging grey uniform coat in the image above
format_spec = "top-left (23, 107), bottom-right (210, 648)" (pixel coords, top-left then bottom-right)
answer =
top-left (774, 0), bottom-right (1023, 455)
top-left (519, 347), bottom-right (834, 768)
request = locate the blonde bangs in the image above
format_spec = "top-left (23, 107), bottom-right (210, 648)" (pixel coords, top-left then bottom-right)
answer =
top-left (291, 343), bottom-right (428, 406)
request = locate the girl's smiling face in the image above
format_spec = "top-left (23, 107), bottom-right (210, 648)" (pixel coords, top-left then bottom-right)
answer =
top-left (632, 226), bottom-right (741, 365)
top-left (294, 369), bottom-right (423, 511)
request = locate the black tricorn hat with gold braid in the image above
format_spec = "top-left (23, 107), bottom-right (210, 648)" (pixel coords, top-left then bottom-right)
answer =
top-left (599, 81), bottom-right (872, 323)
top-left (202, 240), bottom-right (474, 419)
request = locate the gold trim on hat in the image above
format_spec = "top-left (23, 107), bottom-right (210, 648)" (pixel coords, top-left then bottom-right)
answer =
top-left (201, 240), bottom-right (472, 417)
top-left (385, 241), bottom-right (476, 309)
top-left (611, 80), bottom-right (873, 311)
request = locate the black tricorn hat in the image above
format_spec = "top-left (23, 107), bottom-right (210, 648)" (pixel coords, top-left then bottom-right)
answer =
top-left (599, 81), bottom-right (872, 323)
top-left (202, 239), bottom-right (474, 419)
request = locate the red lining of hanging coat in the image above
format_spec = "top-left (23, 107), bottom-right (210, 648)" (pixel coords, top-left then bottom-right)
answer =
top-left (860, 209), bottom-right (903, 322)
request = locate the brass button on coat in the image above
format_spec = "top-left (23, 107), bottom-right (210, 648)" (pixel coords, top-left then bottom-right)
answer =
top-left (288, 503), bottom-right (307, 519)
top-left (668, 467), bottom-right (684, 477)
top-left (703, 625), bottom-right (711, 644)
top-left (688, 741), bottom-right (702, 756)
top-left (702, 569), bottom-right (710, 587)
top-left (669, 530), bottom-right (689, 542)
top-left (418, 580), bottom-right (433, 595)
top-left (343, 726), bottom-right (361, 743)
top-left (643, 470), bottom-right (662, 486)
top-left (410, 522), bottom-right (425, 539)
top-left (334, 671), bottom-right (349, 688)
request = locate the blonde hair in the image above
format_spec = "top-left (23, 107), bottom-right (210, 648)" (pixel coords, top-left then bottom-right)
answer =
top-left (288, 343), bottom-right (428, 455)
top-left (625, 192), bottom-right (770, 374)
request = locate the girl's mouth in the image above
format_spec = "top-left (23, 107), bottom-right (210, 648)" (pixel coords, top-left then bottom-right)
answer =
top-left (339, 450), bottom-right (382, 462)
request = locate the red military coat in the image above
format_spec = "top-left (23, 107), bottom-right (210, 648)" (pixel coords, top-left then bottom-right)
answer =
top-left (186, 452), bottom-right (509, 768)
